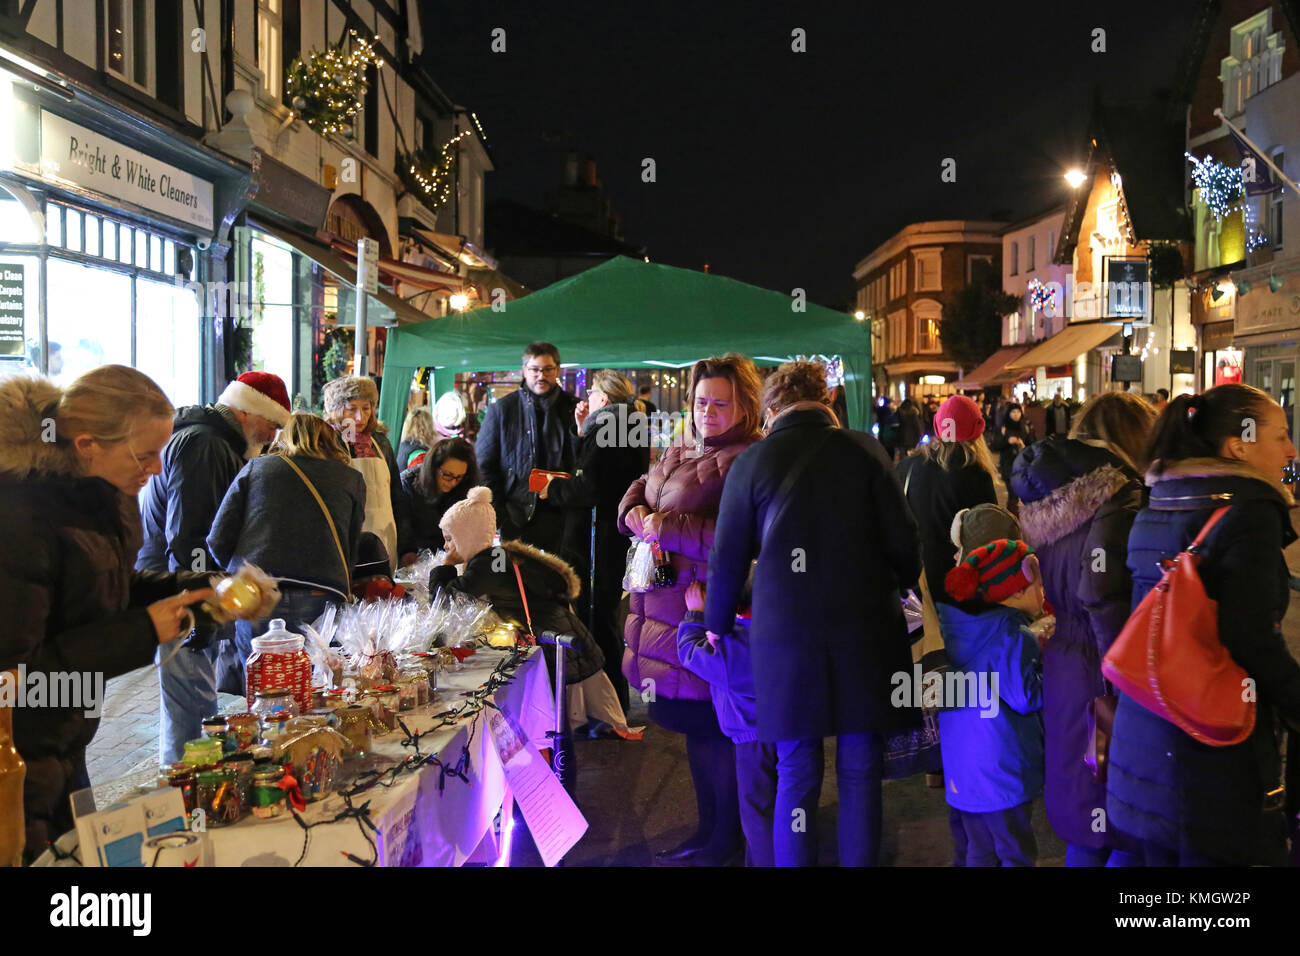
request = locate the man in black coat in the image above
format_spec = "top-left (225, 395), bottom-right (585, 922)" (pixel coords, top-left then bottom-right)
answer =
top-left (705, 362), bottom-right (922, 867)
top-left (475, 342), bottom-right (579, 552)
top-left (1045, 391), bottom-right (1072, 438)
top-left (137, 371), bottom-right (290, 764)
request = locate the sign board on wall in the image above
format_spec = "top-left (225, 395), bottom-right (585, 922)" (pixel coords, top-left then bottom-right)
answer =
top-left (0, 262), bottom-right (22, 355)
top-left (35, 112), bottom-right (213, 231)
top-left (1169, 349), bottom-right (1196, 376)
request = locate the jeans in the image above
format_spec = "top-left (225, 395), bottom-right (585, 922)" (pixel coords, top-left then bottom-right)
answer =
top-left (773, 733), bottom-right (884, 867)
top-left (958, 802), bottom-right (1037, 866)
top-left (1065, 843), bottom-right (1141, 867)
top-left (229, 588), bottom-right (334, 698)
top-left (158, 642), bottom-right (220, 766)
top-left (735, 740), bottom-right (778, 867)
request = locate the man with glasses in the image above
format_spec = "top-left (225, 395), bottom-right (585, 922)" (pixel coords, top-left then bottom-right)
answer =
top-left (138, 370), bottom-right (291, 765)
top-left (476, 342), bottom-right (579, 552)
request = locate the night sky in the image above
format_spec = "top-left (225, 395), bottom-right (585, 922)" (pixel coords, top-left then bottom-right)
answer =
top-left (424, 1), bottom-right (1198, 309)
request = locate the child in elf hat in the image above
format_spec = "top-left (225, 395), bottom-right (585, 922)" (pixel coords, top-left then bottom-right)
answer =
top-left (939, 539), bottom-right (1048, 866)
top-left (676, 573), bottom-right (771, 865)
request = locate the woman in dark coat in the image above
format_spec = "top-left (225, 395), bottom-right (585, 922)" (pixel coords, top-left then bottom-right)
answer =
top-left (0, 367), bottom-right (215, 861)
top-left (541, 370), bottom-right (650, 712)
top-left (1107, 384), bottom-right (1300, 866)
top-left (897, 395), bottom-right (998, 610)
top-left (618, 354), bottom-right (763, 865)
top-left (990, 403), bottom-right (1031, 511)
top-left (400, 437), bottom-right (479, 554)
top-left (1010, 391), bottom-right (1155, 866)
top-left (208, 413), bottom-right (366, 684)
top-left (896, 398), bottom-right (923, 455)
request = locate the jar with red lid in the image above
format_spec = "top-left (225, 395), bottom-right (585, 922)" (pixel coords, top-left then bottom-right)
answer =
top-left (245, 619), bottom-right (312, 716)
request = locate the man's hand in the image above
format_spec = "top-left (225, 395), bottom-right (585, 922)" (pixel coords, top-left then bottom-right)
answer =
top-left (685, 580), bottom-right (705, 611)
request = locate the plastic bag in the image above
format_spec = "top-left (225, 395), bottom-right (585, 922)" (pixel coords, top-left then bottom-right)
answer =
top-left (902, 590), bottom-right (925, 637)
top-left (623, 540), bottom-right (655, 593)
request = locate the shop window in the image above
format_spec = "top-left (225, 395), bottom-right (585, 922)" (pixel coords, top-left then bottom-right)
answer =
top-left (117, 224), bottom-right (132, 264)
top-left (102, 221), bottom-right (117, 260)
top-left (64, 209), bottom-right (82, 253)
top-left (84, 215), bottom-right (100, 257)
top-left (45, 204), bottom-right (61, 246)
top-left (150, 235), bottom-right (163, 272)
top-left (137, 275), bottom-right (201, 406)
top-left (163, 239), bottom-right (176, 276)
top-left (135, 228), bottom-right (149, 268)
top-left (0, 254), bottom-right (39, 369)
top-left (46, 258), bottom-right (133, 386)
top-left (1270, 151), bottom-right (1285, 248)
top-left (106, 0), bottom-right (155, 94)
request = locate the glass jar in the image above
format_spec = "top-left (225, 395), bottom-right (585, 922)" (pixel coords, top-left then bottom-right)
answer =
top-left (221, 751), bottom-right (255, 807)
top-left (367, 686), bottom-right (398, 731)
top-left (335, 704), bottom-right (372, 757)
top-left (252, 688), bottom-right (299, 741)
top-left (162, 764), bottom-right (195, 815)
top-left (395, 677), bottom-right (418, 712)
top-left (194, 767), bottom-right (243, 827)
top-left (322, 689), bottom-right (349, 710)
top-left (181, 737), bottom-right (224, 769)
top-left (202, 715), bottom-right (236, 755)
top-left (250, 766), bottom-right (287, 819)
top-left (225, 713), bottom-right (260, 751)
top-left (245, 619), bottom-right (313, 716)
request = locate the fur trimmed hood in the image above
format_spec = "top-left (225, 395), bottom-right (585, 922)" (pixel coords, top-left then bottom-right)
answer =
top-left (1148, 456), bottom-right (1295, 507)
top-left (1018, 464), bottom-right (1130, 547)
top-left (0, 373), bottom-right (81, 479)
top-left (499, 539), bottom-right (582, 600)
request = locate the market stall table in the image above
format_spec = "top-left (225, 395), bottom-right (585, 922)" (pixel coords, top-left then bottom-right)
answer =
top-left (38, 647), bottom-right (586, 867)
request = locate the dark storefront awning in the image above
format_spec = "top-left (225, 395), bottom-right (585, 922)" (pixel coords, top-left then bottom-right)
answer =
top-left (1007, 322), bottom-right (1121, 369)
top-left (252, 220), bottom-right (431, 326)
top-left (954, 346), bottom-right (1030, 389)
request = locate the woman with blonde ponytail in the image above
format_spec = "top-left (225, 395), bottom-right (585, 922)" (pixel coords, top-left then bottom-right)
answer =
top-left (0, 366), bottom-right (215, 862)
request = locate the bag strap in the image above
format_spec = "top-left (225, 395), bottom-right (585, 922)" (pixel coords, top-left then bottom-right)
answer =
top-left (762, 427), bottom-right (836, 541)
top-left (511, 559), bottom-right (536, 645)
top-left (1187, 505), bottom-right (1232, 552)
top-left (281, 455), bottom-right (352, 597)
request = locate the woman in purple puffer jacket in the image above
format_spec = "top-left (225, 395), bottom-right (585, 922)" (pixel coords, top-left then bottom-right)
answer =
top-left (618, 354), bottom-right (762, 865)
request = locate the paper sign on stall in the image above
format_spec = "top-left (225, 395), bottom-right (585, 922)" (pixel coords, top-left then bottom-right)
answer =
top-left (487, 708), bottom-right (587, 866)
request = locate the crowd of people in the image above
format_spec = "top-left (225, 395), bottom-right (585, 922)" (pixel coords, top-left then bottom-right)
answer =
top-left (3, 340), bottom-right (1300, 869)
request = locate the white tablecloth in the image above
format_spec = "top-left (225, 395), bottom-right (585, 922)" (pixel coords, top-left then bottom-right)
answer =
top-left (44, 648), bottom-right (563, 867)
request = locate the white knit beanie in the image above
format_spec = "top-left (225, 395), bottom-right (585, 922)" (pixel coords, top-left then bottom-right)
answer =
top-left (439, 486), bottom-right (496, 557)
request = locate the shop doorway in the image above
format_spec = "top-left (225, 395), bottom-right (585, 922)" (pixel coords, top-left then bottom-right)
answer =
top-left (1251, 353), bottom-right (1297, 443)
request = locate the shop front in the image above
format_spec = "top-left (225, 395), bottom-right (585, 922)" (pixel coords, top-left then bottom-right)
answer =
top-left (1235, 271), bottom-right (1300, 440)
top-left (0, 73), bottom-right (252, 406)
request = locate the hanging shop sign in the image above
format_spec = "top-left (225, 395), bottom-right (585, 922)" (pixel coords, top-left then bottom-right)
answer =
top-left (1169, 349), bottom-right (1196, 376)
top-left (1235, 281), bottom-right (1300, 336)
top-left (35, 111), bottom-right (213, 231)
top-left (0, 262), bottom-right (22, 355)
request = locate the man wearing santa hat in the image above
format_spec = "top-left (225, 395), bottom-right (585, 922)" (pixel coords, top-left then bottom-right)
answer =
top-left (138, 371), bottom-right (292, 764)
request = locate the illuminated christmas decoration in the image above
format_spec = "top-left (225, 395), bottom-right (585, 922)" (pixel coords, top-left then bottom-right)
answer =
top-left (401, 131), bottom-right (472, 213)
top-left (285, 31), bottom-right (384, 136)
top-left (1026, 278), bottom-right (1056, 313)
top-left (1185, 152), bottom-right (1269, 250)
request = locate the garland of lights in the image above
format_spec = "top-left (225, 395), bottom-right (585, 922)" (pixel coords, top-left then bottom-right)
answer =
top-left (1026, 278), bottom-right (1056, 313)
top-left (1185, 152), bottom-right (1268, 251)
top-left (401, 131), bottom-right (472, 213)
top-left (285, 30), bottom-right (384, 136)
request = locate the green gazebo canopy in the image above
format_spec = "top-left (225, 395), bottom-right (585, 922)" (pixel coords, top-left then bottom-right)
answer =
top-left (378, 255), bottom-right (872, 430)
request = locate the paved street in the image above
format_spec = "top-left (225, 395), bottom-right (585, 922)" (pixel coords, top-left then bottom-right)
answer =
top-left (86, 483), bottom-right (1300, 865)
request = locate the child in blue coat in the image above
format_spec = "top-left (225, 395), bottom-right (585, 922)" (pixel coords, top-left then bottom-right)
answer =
top-left (938, 538), bottom-right (1048, 866)
top-left (677, 578), bottom-right (772, 866)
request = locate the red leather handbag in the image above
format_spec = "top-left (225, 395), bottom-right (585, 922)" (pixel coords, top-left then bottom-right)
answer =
top-left (1102, 506), bottom-right (1256, 747)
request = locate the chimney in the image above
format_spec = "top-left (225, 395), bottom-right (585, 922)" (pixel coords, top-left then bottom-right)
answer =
top-left (583, 155), bottom-right (599, 187)
top-left (563, 150), bottom-right (579, 186)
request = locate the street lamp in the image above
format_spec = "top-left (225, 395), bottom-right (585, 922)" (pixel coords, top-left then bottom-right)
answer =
top-left (449, 292), bottom-right (469, 311)
top-left (1064, 169), bottom-right (1087, 189)
top-left (854, 310), bottom-right (865, 321)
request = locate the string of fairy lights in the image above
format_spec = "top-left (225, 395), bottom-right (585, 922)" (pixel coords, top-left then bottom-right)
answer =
top-left (1185, 152), bottom-right (1269, 252)
top-left (284, 31), bottom-right (473, 215)
top-left (285, 30), bottom-right (384, 136)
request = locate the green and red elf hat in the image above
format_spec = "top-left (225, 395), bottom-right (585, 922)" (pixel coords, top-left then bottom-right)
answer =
top-left (945, 538), bottom-right (1038, 604)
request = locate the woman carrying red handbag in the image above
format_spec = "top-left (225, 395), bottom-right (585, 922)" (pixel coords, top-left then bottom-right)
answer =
top-left (1108, 384), bottom-right (1300, 866)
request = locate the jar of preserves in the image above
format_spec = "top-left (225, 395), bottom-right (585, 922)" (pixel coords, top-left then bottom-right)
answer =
top-left (245, 619), bottom-right (312, 716)
top-left (252, 688), bottom-right (298, 741)
top-left (162, 764), bottom-right (195, 815)
top-left (221, 751), bottom-right (255, 806)
top-left (395, 677), bottom-right (418, 713)
top-left (194, 767), bottom-right (243, 827)
top-left (335, 704), bottom-right (373, 757)
top-left (250, 766), bottom-right (287, 819)
top-left (181, 737), bottom-right (224, 769)
top-left (225, 713), bottom-right (260, 751)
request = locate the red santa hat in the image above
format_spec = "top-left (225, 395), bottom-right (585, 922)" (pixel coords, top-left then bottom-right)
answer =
top-left (217, 372), bottom-right (291, 427)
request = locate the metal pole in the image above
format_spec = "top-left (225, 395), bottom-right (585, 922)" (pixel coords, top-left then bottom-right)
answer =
top-left (354, 265), bottom-right (369, 377)
top-left (1214, 109), bottom-right (1300, 195)
top-left (537, 631), bottom-right (576, 795)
